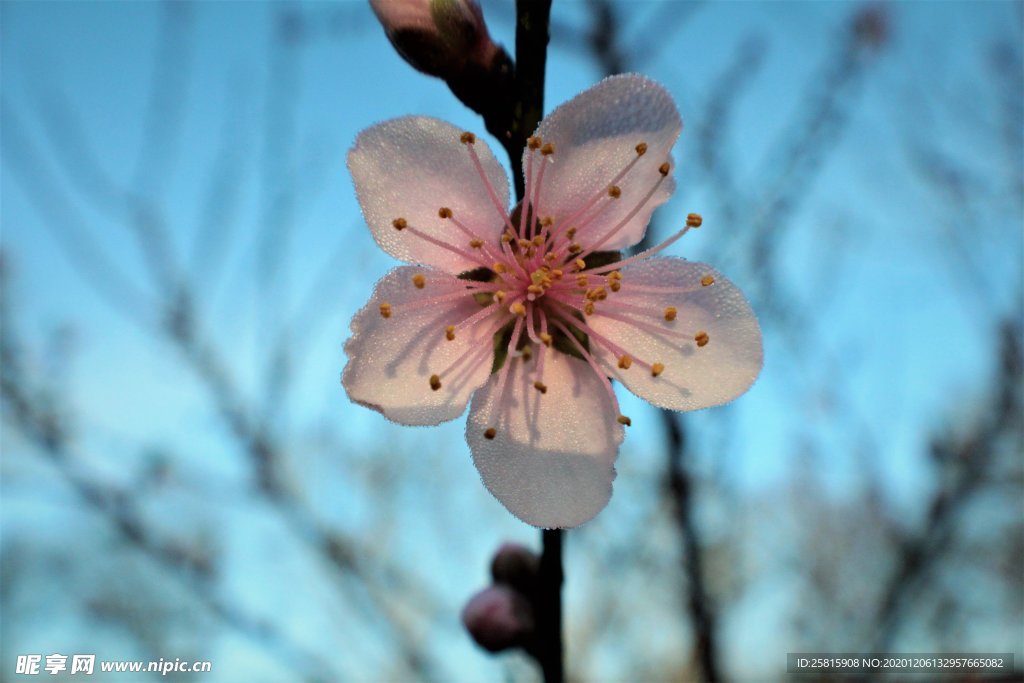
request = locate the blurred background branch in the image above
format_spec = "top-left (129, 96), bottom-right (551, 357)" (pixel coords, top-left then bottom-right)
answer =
top-left (1, 1), bottom-right (1021, 681)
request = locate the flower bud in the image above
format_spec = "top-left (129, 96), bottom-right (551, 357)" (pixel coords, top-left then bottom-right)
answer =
top-left (369, 0), bottom-right (499, 80)
top-left (461, 585), bottom-right (534, 652)
top-left (490, 542), bottom-right (539, 593)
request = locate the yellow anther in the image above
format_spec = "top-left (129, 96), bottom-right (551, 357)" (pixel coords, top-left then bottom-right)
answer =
top-left (608, 185), bottom-right (622, 198)
top-left (695, 331), bottom-right (710, 347)
top-left (501, 232), bottom-right (514, 243)
top-left (439, 207), bottom-right (453, 219)
top-left (701, 275), bottom-right (715, 287)
top-left (445, 325), bottom-right (456, 341)
top-left (658, 162), bottom-right (670, 176)
top-left (494, 290), bottom-right (507, 303)
top-left (539, 332), bottom-right (553, 347)
top-left (493, 262), bottom-right (508, 274)
top-left (484, 427), bottom-right (497, 439)
top-left (617, 355), bottom-right (632, 370)
top-left (540, 216), bottom-right (554, 227)
top-left (607, 270), bottom-right (622, 280)
top-left (686, 212), bottom-right (703, 228)
top-left (552, 269), bottom-right (564, 280)
top-left (510, 302), bottom-right (526, 316)
top-left (392, 217), bottom-right (407, 230)
top-left (567, 243), bottom-right (581, 254)
top-left (532, 234), bottom-right (545, 246)
top-left (587, 287), bottom-right (607, 301)
top-left (610, 280), bottom-right (621, 292)
top-left (544, 252), bottom-right (557, 262)
top-left (651, 362), bottom-right (665, 377)
top-left (518, 239), bottom-right (531, 250)
top-left (617, 415), bottom-right (632, 426)
top-left (460, 131), bottom-right (476, 144)
top-left (664, 306), bottom-right (677, 321)
top-left (429, 374), bottom-right (442, 391)
top-left (521, 344), bottom-right (533, 361)
top-left (576, 275), bottom-right (589, 287)
top-left (540, 142), bottom-right (555, 156)
top-left (527, 136), bottom-right (542, 150)
top-left (527, 284), bottom-right (544, 295)
top-left (470, 239), bottom-right (484, 249)
top-left (412, 274), bottom-right (426, 289)
top-left (566, 227), bottom-right (577, 239)
top-left (574, 258), bottom-right (586, 271)
top-left (533, 381), bottom-right (548, 394)
top-left (635, 142), bottom-right (648, 156)
top-left (379, 303), bottom-right (392, 319)
top-left (584, 301), bottom-right (595, 315)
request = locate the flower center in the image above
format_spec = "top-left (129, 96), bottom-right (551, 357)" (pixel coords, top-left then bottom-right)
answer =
top-left (380, 131), bottom-right (717, 440)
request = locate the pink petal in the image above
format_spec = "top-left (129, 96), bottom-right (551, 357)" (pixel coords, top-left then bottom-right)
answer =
top-left (588, 257), bottom-right (763, 411)
top-left (466, 352), bottom-right (622, 529)
top-left (348, 117), bottom-right (510, 274)
top-left (525, 74), bottom-right (681, 251)
top-left (343, 266), bottom-right (499, 425)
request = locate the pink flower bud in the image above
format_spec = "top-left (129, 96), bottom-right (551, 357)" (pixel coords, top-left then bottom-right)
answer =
top-left (490, 542), bottom-right (539, 592)
top-left (461, 585), bottom-right (534, 652)
top-left (369, 0), bottom-right (499, 79)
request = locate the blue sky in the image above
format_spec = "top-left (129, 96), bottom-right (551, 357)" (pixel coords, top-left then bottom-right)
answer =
top-left (2, 1), bottom-right (1021, 681)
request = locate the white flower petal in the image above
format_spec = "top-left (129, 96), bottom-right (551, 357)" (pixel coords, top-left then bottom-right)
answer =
top-left (466, 353), bottom-right (622, 528)
top-left (343, 266), bottom-right (500, 425)
top-left (526, 74), bottom-right (681, 251)
top-left (348, 116), bottom-right (510, 274)
top-left (588, 257), bottom-right (762, 411)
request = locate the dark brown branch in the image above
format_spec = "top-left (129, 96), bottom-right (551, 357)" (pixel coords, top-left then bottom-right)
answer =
top-left (663, 411), bottom-right (722, 682)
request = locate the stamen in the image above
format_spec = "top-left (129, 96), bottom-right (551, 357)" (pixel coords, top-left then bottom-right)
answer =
top-left (686, 212), bottom-right (703, 228)
top-left (664, 306), bottom-right (677, 321)
top-left (651, 362), bottom-right (665, 377)
top-left (438, 207), bottom-right (453, 219)
top-left (659, 162), bottom-right (670, 176)
top-left (617, 415), bottom-right (632, 426)
top-left (533, 381), bottom-right (548, 394)
top-left (608, 185), bottom-right (622, 198)
top-left (540, 142), bottom-right (555, 156)
top-left (575, 258), bottom-right (586, 271)
top-left (445, 325), bottom-right (456, 341)
top-left (464, 142), bottom-right (518, 235)
top-left (412, 274), bottom-right (426, 289)
top-left (396, 221), bottom-right (491, 268)
top-left (539, 332), bottom-right (552, 346)
top-left (617, 354), bottom-right (632, 369)
top-left (694, 331), bottom-right (709, 347)
top-left (527, 136), bottom-right (542, 150)
top-left (460, 131), bottom-right (476, 144)
top-left (551, 318), bottom-right (623, 419)
top-left (635, 142), bottom-right (648, 156)
top-left (379, 303), bottom-right (392, 319)
top-left (701, 275), bottom-right (715, 287)
top-left (576, 167), bottom-right (671, 259)
top-left (484, 316), bottom-right (525, 440)
top-left (494, 262), bottom-right (508, 274)
top-left (510, 302), bottom-right (526, 316)
top-left (429, 374), bottom-right (442, 391)
top-left (589, 225), bottom-right (694, 274)
top-left (470, 239), bottom-right (484, 249)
